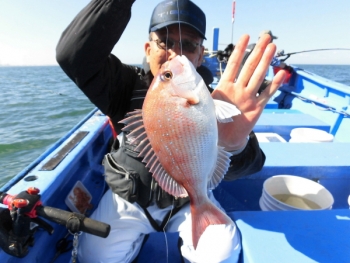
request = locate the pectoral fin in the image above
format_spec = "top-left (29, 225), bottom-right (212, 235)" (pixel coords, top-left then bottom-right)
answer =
top-left (213, 99), bottom-right (241, 123)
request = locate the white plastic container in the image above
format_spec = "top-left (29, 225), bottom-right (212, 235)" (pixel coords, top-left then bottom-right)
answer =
top-left (65, 181), bottom-right (92, 214)
top-left (289, 128), bottom-right (334, 143)
top-left (259, 175), bottom-right (334, 211)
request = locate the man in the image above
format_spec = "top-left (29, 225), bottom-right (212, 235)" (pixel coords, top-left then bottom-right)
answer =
top-left (56, 0), bottom-right (285, 262)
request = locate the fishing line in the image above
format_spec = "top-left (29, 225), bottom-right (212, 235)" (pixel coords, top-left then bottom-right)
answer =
top-left (162, 199), bottom-right (176, 263)
top-left (162, 1), bottom-right (182, 59)
top-left (157, 0), bottom-right (169, 60)
top-left (166, 27), bottom-right (169, 61)
top-left (176, 0), bottom-right (183, 55)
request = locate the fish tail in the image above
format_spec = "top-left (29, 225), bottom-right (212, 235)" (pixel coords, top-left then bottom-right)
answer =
top-left (190, 200), bottom-right (233, 249)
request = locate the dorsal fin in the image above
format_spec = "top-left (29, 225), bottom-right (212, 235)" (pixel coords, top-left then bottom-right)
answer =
top-left (137, 142), bottom-right (152, 157)
top-left (119, 109), bottom-right (143, 126)
top-left (207, 147), bottom-right (232, 190)
top-left (121, 119), bottom-right (143, 132)
top-left (119, 109), bottom-right (188, 198)
top-left (138, 140), bottom-right (188, 198)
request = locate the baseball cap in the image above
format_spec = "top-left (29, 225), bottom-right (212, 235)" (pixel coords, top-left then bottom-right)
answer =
top-left (149, 0), bottom-right (206, 39)
top-left (260, 30), bottom-right (278, 40)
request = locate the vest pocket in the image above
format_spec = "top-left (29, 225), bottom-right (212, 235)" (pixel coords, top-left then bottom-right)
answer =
top-left (103, 153), bottom-right (139, 203)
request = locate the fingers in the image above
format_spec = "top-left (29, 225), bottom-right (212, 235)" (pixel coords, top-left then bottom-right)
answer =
top-left (249, 45), bottom-right (276, 98)
top-left (215, 33), bottom-right (285, 104)
top-left (220, 35), bottom-right (250, 83)
top-left (237, 34), bottom-right (272, 90)
top-left (264, 70), bottom-right (286, 99)
top-left (255, 70), bottom-right (286, 107)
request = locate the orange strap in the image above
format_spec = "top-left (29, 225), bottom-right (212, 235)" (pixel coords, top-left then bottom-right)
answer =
top-left (108, 118), bottom-right (117, 139)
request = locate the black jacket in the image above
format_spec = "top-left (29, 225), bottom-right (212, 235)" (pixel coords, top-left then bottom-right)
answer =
top-left (56, 0), bottom-right (265, 190)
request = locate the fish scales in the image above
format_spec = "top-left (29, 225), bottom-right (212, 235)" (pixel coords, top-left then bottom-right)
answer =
top-left (120, 55), bottom-right (240, 249)
top-left (143, 77), bottom-right (217, 190)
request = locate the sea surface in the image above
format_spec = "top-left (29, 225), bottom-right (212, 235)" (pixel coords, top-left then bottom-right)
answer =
top-left (1, 64), bottom-right (350, 188)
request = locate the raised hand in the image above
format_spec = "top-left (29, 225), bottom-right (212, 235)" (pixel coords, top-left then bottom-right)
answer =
top-left (212, 34), bottom-right (286, 151)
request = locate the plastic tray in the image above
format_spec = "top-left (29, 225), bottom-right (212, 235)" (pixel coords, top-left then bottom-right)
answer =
top-left (65, 181), bottom-right (92, 214)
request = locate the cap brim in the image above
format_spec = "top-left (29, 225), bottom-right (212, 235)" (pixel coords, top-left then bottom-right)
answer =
top-left (150, 21), bottom-right (206, 40)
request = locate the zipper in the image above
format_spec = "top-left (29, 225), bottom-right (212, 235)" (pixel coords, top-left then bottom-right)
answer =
top-left (106, 153), bottom-right (140, 195)
top-left (105, 153), bottom-right (130, 179)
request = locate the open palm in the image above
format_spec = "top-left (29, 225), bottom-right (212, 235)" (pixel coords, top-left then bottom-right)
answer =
top-left (212, 34), bottom-right (286, 151)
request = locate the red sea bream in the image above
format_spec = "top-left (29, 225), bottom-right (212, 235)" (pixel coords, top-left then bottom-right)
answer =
top-left (120, 55), bottom-right (240, 249)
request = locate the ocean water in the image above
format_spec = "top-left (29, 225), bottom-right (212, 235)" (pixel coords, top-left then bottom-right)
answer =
top-left (0, 66), bottom-right (94, 187)
top-left (294, 64), bottom-right (350, 86)
top-left (1, 64), bottom-right (350, 188)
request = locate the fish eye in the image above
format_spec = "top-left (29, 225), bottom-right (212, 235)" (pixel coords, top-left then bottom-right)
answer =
top-left (161, 70), bottom-right (173, 81)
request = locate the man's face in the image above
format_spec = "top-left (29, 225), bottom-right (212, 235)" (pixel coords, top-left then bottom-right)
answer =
top-left (145, 24), bottom-right (204, 76)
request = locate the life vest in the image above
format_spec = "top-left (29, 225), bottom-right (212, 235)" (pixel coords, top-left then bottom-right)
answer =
top-left (103, 132), bottom-right (190, 209)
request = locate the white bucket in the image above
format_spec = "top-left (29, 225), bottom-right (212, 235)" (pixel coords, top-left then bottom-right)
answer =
top-left (259, 175), bottom-right (334, 211)
top-left (289, 128), bottom-right (334, 142)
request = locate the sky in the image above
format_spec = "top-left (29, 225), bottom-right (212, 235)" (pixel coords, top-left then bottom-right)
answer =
top-left (1, 0), bottom-right (350, 66)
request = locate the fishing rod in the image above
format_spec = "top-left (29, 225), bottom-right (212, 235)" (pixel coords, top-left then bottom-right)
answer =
top-left (276, 48), bottom-right (350, 61)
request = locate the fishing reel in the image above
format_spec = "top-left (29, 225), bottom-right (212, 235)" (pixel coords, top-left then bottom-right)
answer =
top-left (0, 187), bottom-right (110, 258)
top-left (203, 43), bottom-right (235, 78)
top-left (216, 43), bottom-right (235, 63)
top-left (204, 43), bottom-right (234, 63)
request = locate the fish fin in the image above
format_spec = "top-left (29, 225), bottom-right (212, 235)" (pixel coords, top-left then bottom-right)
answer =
top-left (138, 142), bottom-right (152, 157)
top-left (135, 140), bottom-right (151, 153)
top-left (119, 109), bottom-right (146, 145)
top-left (154, 167), bottom-right (188, 198)
top-left (207, 147), bottom-right (232, 190)
top-left (120, 119), bottom-right (143, 132)
top-left (213, 99), bottom-right (241, 123)
top-left (129, 131), bottom-right (147, 146)
top-left (120, 109), bottom-right (188, 197)
top-left (119, 109), bottom-right (143, 126)
top-left (191, 199), bottom-right (233, 249)
top-left (126, 125), bottom-right (144, 138)
top-left (145, 151), bottom-right (188, 198)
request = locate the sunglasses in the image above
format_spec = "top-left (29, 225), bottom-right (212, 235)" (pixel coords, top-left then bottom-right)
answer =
top-left (151, 37), bottom-right (201, 54)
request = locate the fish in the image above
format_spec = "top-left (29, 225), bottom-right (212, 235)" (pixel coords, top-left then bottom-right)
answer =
top-left (120, 55), bottom-right (241, 249)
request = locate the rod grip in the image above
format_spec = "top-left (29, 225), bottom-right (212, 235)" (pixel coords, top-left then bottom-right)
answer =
top-left (36, 206), bottom-right (110, 238)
